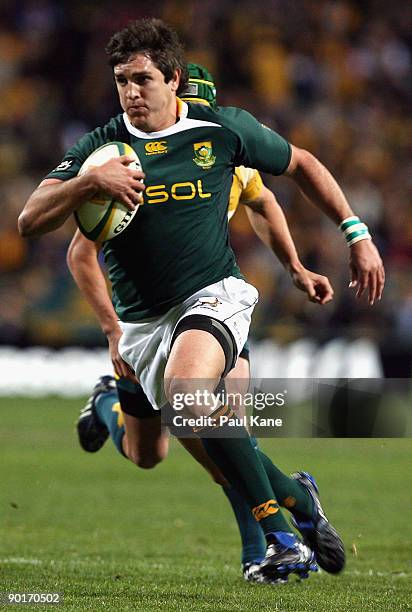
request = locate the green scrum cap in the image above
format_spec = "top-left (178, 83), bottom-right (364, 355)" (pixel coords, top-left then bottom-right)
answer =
top-left (181, 62), bottom-right (217, 108)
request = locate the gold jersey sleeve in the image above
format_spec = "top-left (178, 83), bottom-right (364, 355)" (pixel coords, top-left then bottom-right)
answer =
top-left (228, 166), bottom-right (264, 220)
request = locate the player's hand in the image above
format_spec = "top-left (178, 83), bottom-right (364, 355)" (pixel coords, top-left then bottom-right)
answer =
top-left (107, 326), bottom-right (138, 383)
top-left (290, 265), bottom-right (334, 305)
top-left (349, 239), bottom-right (385, 305)
top-left (90, 156), bottom-right (145, 211)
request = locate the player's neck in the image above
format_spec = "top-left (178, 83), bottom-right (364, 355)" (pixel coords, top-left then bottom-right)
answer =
top-left (129, 99), bottom-right (180, 133)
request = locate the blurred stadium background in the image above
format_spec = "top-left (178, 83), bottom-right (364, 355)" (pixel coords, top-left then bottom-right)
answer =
top-left (1, 0), bottom-right (412, 392)
top-left (1, 5), bottom-right (412, 609)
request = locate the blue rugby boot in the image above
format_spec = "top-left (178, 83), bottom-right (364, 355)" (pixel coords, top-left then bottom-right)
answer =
top-left (290, 471), bottom-right (345, 574)
top-left (259, 532), bottom-right (317, 581)
top-left (77, 375), bottom-right (116, 452)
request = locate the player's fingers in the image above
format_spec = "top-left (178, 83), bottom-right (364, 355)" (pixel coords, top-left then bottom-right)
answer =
top-left (356, 271), bottom-right (369, 299)
top-left (126, 367), bottom-right (139, 384)
top-left (349, 264), bottom-right (358, 287)
top-left (304, 282), bottom-right (318, 302)
top-left (377, 265), bottom-right (385, 301)
top-left (114, 357), bottom-right (135, 383)
top-left (319, 294), bottom-right (333, 305)
top-left (368, 271), bottom-right (377, 305)
top-left (111, 358), bottom-right (123, 380)
top-left (121, 194), bottom-right (137, 210)
top-left (317, 279), bottom-right (334, 304)
top-left (120, 363), bottom-right (138, 383)
top-left (131, 177), bottom-right (146, 192)
top-left (113, 352), bottom-right (137, 383)
top-left (374, 269), bottom-right (382, 304)
top-left (130, 188), bottom-right (144, 205)
top-left (126, 188), bottom-right (143, 206)
top-left (119, 155), bottom-right (136, 166)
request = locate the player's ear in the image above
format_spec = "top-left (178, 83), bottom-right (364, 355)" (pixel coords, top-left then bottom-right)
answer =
top-left (170, 68), bottom-right (181, 92)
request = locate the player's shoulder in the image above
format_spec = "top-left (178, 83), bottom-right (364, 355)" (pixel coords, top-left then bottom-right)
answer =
top-left (46, 114), bottom-right (126, 180)
top-left (95, 113), bottom-right (125, 137)
top-left (75, 114), bottom-right (126, 151)
top-left (186, 103), bottom-right (255, 132)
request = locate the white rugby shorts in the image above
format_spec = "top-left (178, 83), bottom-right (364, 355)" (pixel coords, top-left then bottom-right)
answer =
top-left (118, 276), bottom-right (258, 410)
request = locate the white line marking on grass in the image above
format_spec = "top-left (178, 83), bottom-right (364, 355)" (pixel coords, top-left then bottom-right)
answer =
top-left (346, 570), bottom-right (411, 578)
top-left (0, 558), bottom-right (43, 565)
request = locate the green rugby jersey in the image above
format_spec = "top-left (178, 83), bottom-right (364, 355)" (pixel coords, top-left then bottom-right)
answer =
top-left (47, 100), bottom-right (291, 321)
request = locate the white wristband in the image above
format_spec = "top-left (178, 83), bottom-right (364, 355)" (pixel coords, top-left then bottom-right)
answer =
top-left (340, 216), bottom-right (371, 247)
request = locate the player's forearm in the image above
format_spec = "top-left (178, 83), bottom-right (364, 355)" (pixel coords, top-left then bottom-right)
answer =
top-left (66, 242), bottom-right (119, 336)
top-left (286, 147), bottom-right (353, 225)
top-left (244, 193), bottom-right (302, 271)
top-left (18, 174), bottom-right (98, 237)
top-left (247, 209), bottom-right (302, 271)
top-left (72, 269), bottom-right (119, 335)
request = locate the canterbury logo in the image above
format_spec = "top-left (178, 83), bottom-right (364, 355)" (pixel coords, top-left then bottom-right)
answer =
top-left (145, 141), bottom-right (167, 155)
top-left (252, 500), bottom-right (279, 521)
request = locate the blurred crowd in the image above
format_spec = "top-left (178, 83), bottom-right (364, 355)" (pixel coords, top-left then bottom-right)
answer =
top-left (1, 0), bottom-right (411, 371)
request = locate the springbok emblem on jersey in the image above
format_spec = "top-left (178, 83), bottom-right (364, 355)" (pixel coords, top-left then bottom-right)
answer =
top-left (193, 141), bottom-right (216, 170)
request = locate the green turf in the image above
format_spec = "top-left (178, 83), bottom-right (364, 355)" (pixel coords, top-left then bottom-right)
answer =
top-left (1, 397), bottom-right (411, 611)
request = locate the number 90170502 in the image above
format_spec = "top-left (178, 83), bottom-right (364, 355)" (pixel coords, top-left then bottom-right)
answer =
top-left (1, 592), bottom-right (62, 604)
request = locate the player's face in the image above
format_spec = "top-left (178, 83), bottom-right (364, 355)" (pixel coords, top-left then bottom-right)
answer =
top-left (114, 54), bottom-right (180, 132)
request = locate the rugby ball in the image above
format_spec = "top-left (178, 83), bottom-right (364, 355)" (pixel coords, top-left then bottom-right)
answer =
top-left (75, 142), bottom-right (142, 242)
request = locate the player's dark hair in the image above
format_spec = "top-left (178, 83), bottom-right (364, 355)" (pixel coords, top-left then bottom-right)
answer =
top-left (106, 18), bottom-right (188, 94)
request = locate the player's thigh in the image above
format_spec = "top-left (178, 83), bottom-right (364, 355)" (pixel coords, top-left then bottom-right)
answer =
top-left (164, 329), bottom-right (226, 415)
top-left (227, 356), bottom-right (250, 380)
top-left (166, 277), bottom-right (257, 385)
top-left (123, 412), bottom-right (169, 468)
top-left (166, 329), bottom-right (225, 378)
top-left (164, 330), bottom-right (225, 417)
top-left (225, 356), bottom-right (250, 415)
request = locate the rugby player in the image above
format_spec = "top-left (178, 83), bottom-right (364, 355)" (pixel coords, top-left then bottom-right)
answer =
top-left (19, 18), bottom-right (384, 583)
top-left (66, 62), bottom-right (335, 583)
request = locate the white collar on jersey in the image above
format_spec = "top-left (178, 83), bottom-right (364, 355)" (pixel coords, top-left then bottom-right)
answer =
top-left (122, 99), bottom-right (221, 139)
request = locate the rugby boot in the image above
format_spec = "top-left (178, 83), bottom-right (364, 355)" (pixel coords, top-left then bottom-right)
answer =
top-left (290, 471), bottom-right (345, 574)
top-left (77, 375), bottom-right (116, 452)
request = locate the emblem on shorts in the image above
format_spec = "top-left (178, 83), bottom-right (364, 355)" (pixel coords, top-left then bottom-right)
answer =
top-left (197, 297), bottom-right (221, 308)
top-left (193, 141), bottom-right (216, 170)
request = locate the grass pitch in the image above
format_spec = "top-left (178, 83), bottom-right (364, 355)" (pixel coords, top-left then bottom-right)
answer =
top-left (1, 397), bottom-right (411, 611)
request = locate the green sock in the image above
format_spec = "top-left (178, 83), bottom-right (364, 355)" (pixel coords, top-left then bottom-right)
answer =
top-left (94, 391), bottom-right (126, 457)
top-left (201, 427), bottom-right (291, 536)
top-left (222, 485), bottom-right (267, 565)
top-left (257, 450), bottom-right (313, 517)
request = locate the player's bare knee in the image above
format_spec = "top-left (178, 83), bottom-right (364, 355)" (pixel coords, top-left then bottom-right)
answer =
top-left (136, 457), bottom-right (158, 469)
top-left (126, 448), bottom-right (161, 469)
top-left (164, 378), bottom-right (195, 410)
top-left (124, 447), bottom-right (140, 467)
top-left (137, 449), bottom-right (166, 469)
